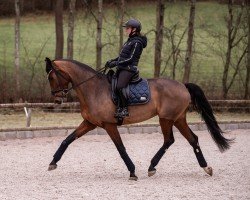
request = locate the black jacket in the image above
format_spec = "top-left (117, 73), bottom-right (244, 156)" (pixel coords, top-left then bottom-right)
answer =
top-left (112, 34), bottom-right (147, 72)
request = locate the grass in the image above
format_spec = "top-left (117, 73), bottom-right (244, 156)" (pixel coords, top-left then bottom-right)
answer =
top-left (0, 110), bottom-right (249, 129)
top-left (0, 1), bottom-right (247, 100)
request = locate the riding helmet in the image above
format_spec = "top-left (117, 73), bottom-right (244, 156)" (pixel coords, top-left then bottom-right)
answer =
top-left (122, 19), bottom-right (142, 32)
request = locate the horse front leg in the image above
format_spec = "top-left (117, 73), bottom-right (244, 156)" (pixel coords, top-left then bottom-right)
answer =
top-left (104, 123), bottom-right (137, 181)
top-left (48, 120), bottom-right (96, 171)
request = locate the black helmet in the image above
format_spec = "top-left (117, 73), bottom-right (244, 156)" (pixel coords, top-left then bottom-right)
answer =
top-left (122, 19), bottom-right (142, 32)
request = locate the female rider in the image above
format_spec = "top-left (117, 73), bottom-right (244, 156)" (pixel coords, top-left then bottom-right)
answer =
top-left (105, 19), bottom-right (147, 118)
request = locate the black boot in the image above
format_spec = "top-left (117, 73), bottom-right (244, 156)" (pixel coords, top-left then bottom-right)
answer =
top-left (114, 89), bottom-right (129, 118)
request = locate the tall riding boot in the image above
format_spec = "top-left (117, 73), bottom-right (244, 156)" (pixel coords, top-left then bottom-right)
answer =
top-left (114, 89), bottom-right (129, 118)
top-left (118, 89), bottom-right (129, 117)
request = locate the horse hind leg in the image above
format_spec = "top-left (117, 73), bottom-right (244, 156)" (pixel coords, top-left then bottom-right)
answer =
top-left (174, 117), bottom-right (213, 176)
top-left (148, 118), bottom-right (175, 177)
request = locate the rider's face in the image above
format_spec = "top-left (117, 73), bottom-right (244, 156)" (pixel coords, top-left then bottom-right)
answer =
top-left (124, 27), bottom-right (135, 36)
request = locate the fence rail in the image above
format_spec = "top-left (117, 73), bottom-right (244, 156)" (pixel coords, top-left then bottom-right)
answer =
top-left (0, 102), bottom-right (80, 108)
top-left (0, 100), bottom-right (249, 109)
top-left (0, 101), bottom-right (249, 129)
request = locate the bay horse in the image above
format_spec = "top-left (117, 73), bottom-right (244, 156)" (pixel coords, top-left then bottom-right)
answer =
top-left (45, 57), bottom-right (232, 180)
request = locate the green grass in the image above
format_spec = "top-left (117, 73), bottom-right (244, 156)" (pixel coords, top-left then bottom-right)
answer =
top-left (0, 1), bottom-right (247, 100)
top-left (0, 110), bottom-right (249, 129)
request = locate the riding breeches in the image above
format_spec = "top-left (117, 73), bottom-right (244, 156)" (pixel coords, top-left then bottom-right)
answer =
top-left (116, 70), bottom-right (135, 90)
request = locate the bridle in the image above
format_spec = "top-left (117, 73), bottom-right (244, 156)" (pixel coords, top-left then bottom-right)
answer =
top-left (48, 63), bottom-right (107, 97)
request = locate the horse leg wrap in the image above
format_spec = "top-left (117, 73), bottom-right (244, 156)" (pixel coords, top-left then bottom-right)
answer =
top-left (53, 132), bottom-right (77, 163)
top-left (150, 138), bottom-right (175, 170)
top-left (189, 131), bottom-right (207, 168)
top-left (117, 146), bottom-right (135, 173)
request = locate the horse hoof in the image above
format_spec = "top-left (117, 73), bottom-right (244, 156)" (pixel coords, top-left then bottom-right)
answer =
top-left (48, 164), bottom-right (57, 171)
top-left (148, 169), bottom-right (156, 177)
top-left (203, 166), bottom-right (213, 176)
top-left (129, 173), bottom-right (138, 181)
top-left (129, 176), bottom-right (138, 181)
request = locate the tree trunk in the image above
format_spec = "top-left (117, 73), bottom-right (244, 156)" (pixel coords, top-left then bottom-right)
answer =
top-left (154, 0), bottom-right (165, 78)
top-left (119, 0), bottom-right (125, 51)
top-left (55, 0), bottom-right (64, 59)
top-left (222, 0), bottom-right (233, 99)
top-left (245, 1), bottom-right (250, 99)
top-left (67, 0), bottom-right (76, 59)
top-left (182, 0), bottom-right (196, 83)
top-left (96, 0), bottom-right (103, 70)
top-left (14, 0), bottom-right (21, 101)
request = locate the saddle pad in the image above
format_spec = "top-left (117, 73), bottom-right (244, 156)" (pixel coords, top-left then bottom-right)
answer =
top-left (112, 79), bottom-right (151, 106)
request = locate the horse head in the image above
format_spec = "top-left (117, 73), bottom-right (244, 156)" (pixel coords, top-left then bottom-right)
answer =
top-left (45, 57), bottom-right (71, 104)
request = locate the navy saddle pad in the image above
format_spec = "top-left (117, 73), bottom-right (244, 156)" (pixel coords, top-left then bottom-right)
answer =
top-left (112, 79), bottom-right (151, 106)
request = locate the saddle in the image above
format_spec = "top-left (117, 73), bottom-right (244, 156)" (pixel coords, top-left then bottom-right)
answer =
top-left (107, 70), bottom-right (151, 106)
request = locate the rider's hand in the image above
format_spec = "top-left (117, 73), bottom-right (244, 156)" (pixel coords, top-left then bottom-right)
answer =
top-left (108, 61), bottom-right (117, 68)
top-left (105, 60), bottom-right (112, 68)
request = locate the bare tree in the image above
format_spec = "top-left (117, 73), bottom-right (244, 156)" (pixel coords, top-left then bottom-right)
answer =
top-left (154, 0), bottom-right (165, 78)
top-left (21, 37), bottom-right (50, 100)
top-left (222, 0), bottom-right (246, 99)
top-left (96, 0), bottom-right (103, 70)
top-left (119, 0), bottom-right (125, 51)
top-left (67, 0), bottom-right (76, 59)
top-left (14, 0), bottom-right (21, 101)
top-left (182, 0), bottom-right (196, 83)
top-left (0, 41), bottom-right (7, 103)
top-left (161, 25), bottom-right (187, 79)
top-left (81, 0), bottom-right (104, 70)
top-left (245, 0), bottom-right (250, 99)
top-left (55, 0), bottom-right (64, 59)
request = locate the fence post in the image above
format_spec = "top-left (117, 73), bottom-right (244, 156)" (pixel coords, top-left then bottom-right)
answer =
top-left (24, 107), bottom-right (32, 127)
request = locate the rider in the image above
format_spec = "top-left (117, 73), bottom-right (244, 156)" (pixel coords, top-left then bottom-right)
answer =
top-left (105, 18), bottom-right (147, 118)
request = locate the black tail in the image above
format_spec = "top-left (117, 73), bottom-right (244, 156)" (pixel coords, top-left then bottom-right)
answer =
top-left (185, 83), bottom-right (233, 152)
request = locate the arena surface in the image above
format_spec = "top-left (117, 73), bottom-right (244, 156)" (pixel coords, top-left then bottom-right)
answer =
top-left (0, 129), bottom-right (249, 200)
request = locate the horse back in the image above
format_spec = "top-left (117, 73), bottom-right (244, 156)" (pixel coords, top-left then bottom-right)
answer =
top-left (147, 78), bottom-right (191, 115)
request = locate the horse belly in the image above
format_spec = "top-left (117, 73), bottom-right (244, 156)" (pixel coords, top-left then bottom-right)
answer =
top-left (123, 100), bottom-right (157, 125)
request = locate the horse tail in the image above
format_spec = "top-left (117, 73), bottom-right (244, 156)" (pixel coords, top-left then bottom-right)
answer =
top-left (185, 83), bottom-right (233, 152)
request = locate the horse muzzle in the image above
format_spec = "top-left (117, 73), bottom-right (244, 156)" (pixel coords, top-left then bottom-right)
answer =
top-left (54, 96), bottom-right (67, 104)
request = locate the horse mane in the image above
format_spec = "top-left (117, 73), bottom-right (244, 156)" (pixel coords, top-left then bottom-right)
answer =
top-left (59, 59), bottom-right (99, 75)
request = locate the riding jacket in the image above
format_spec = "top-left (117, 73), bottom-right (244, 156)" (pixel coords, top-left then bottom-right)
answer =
top-left (112, 34), bottom-right (147, 72)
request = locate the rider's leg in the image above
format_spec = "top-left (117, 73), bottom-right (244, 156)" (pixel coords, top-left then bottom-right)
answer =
top-left (115, 70), bottom-right (135, 117)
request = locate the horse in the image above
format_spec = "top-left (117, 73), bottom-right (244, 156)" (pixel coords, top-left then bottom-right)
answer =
top-left (45, 57), bottom-right (232, 180)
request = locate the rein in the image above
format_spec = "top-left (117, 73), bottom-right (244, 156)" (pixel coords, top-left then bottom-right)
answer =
top-left (49, 63), bottom-right (107, 96)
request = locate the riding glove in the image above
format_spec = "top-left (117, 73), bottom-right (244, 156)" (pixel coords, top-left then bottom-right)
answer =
top-left (105, 60), bottom-right (117, 68)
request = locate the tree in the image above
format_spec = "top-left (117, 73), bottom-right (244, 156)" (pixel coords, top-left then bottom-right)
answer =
top-left (154, 0), bottom-right (165, 78)
top-left (67, 0), bottom-right (76, 59)
top-left (182, 0), bottom-right (196, 83)
top-left (222, 0), bottom-right (247, 99)
top-left (55, 0), bottom-right (64, 59)
top-left (161, 24), bottom-right (187, 79)
top-left (96, 0), bottom-right (103, 70)
top-left (14, 0), bottom-right (21, 101)
top-left (119, 0), bottom-right (125, 51)
top-left (245, 0), bottom-right (250, 99)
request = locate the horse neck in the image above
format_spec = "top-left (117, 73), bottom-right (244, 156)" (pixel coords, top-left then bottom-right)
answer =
top-left (63, 63), bottom-right (105, 106)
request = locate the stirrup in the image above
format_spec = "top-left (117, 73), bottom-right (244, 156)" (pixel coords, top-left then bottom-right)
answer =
top-left (115, 107), bottom-right (129, 118)
top-left (114, 107), bottom-right (129, 118)
top-left (114, 107), bottom-right (122, 118)
top-left (121, 107), bottom-right (129, 117)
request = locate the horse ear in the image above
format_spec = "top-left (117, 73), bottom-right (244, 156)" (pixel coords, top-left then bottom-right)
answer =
top-left (45, 57), bottom-right (52, 74)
